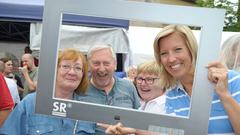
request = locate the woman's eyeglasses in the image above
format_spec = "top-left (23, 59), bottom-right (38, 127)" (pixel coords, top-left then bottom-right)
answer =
top-left (136, 77), bottom-right (159, 85)
top-left (59, 64), bottom-right (82, 73)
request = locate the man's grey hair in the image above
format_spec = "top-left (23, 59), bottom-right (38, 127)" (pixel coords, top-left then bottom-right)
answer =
top-left (87, 44), bottom-right (116, 61)
top-left (0, 60), bottom-right (4, 73)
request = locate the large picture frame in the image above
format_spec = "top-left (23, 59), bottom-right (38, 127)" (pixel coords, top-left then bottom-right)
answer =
top-left (35, 0), bottom-right (225, 134)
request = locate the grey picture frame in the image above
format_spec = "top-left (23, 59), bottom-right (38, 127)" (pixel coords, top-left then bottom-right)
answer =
top-left (35, 0), bottom-right (225, 134)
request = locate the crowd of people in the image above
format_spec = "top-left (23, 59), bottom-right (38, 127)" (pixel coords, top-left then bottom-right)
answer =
top-left (0, 24), bottom-right (240, 135)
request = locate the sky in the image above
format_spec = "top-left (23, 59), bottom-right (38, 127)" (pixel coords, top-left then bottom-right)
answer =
top-left (228, 0), bottom-right (238, 3)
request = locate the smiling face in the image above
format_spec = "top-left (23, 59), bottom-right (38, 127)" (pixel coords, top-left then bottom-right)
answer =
top-left (56, 59), bottom-right (83, 93)
top-left (159, 32), bottom-right (192, 80)
top-left (89, 48), bottom-right (116, 89)
top-left (136, 73), bottom-right (163, 102)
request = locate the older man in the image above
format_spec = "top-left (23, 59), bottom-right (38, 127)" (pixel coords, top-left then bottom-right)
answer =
top-left (81, 44), bottom-right (140, 135)
top-left (21, 53), bottom-right (38, 98)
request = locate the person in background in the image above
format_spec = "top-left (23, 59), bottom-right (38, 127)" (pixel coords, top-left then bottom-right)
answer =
top-left (136, 60), bottom-right (165, 114)
top-left (124, 65), bottom-right (137, 83)
top-left (23, 46), bottom-right (39, 66)
top-left (104, 25), bottom-right (240, 135)
top-left (0, 61), bottom-right (20, 105)
top-left (20, 53), bottom-right (38, 98)
top-left (0, 48), bottom-right (96, 135)
top-left (220, 34), bottom-right (240, 72)
top-left (0, 71), bottom-right (14, 127)
top-left (80, 44), bottom-right (140, 135)
top-left (0, 57), bottom-right (24, 99)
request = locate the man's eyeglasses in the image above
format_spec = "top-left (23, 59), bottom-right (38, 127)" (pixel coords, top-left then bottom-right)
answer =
top-left (59, 64), bottom-right (82, 73)
top-left (136, 77), bottom-right (159, 85)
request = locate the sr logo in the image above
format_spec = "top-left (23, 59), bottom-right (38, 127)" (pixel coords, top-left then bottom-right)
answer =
top-left (52, 102), bottom-right (67, 117)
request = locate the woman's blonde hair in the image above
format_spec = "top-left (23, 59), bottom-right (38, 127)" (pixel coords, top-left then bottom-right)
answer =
top-left (153, 25), bottom-right (198, 88)
top-left (58, 48), bottom-right (89, 94)
top-left (137, 60), bottom-right (162, 77)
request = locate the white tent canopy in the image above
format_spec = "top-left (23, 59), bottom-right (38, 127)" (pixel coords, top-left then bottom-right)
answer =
top-left (30, 23), bottom-right (130, 55)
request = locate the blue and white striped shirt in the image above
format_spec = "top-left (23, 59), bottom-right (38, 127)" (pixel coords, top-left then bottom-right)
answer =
top-left (165, 70), bottom-right (240, 135)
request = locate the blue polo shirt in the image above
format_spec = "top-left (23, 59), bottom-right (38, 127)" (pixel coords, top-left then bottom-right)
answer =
top-left (165, 70), bottom-right (240, 134)
top-left (78, 76), bottom-right (140, 135)
top-left (79, 76), bottom-right (140, 109)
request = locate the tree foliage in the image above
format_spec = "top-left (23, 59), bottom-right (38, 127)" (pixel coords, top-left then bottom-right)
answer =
top-left (196, 0), bottom-right (240, 31)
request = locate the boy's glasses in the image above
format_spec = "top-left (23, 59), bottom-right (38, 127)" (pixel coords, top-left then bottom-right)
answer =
top-left (136, 77), bottom-right (159, 85)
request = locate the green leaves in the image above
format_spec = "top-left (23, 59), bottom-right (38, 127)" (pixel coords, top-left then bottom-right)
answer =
top-left (196, 0), bottom-right (240, 31)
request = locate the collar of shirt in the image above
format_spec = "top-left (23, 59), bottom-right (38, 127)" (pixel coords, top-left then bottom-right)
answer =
top-left (140, 94), bottom-right (166, 109)
top-left (168, 81), bottom-right (189, 96)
